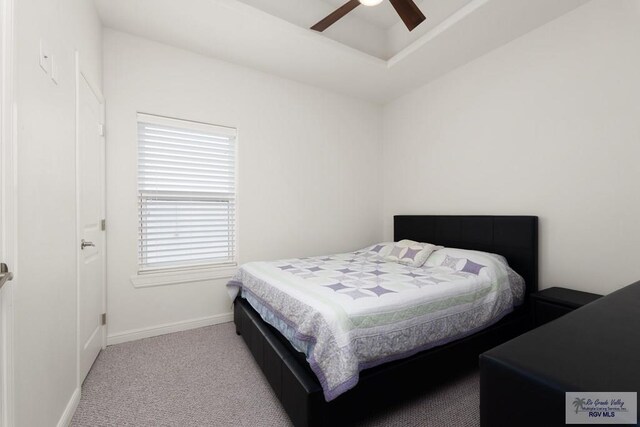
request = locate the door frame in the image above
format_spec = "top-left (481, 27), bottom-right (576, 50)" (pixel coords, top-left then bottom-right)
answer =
top-left (75, 52), bottom-right (106, 388)
top-left (0, 0), bottom-right (17, 424)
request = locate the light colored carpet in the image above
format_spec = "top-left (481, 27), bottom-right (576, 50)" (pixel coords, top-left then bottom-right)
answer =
top-left (71, 322), bottom-right (480, 427)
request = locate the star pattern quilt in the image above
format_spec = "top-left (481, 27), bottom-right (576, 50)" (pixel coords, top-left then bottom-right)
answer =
top-left (227, 244), bottom-right (525, 401)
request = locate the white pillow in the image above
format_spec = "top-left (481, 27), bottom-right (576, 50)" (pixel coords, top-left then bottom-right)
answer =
top-left (384, 240), bottom-right (440, 268)
top-left (424, 247), bottom-right (505, 275)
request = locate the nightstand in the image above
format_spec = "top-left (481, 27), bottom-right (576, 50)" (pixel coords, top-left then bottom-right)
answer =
top-left (531, 287), bottom-right (602, 327)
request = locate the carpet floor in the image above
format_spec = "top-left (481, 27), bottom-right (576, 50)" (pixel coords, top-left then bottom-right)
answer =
top-left (71, 322), bottom-right (480, 427)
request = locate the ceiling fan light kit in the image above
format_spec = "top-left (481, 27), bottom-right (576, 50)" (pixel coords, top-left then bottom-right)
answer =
top-left (311, 0), bottom-right (426, 33)
top-left (359, 0), bottom-right (384, 6)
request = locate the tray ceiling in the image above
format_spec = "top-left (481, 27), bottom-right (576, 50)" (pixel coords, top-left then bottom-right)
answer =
top-left (95, 0), bottom-right (590, 103)
top-left (235, 0), bottom-right (477, 58)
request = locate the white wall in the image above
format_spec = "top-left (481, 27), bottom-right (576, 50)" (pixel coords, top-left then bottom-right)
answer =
top-left (382, 0), bottom-right (640, 295)
top-left (103, 30), bottom-right (383, 341)
top-left (13, 0), bottom-right (102, 425)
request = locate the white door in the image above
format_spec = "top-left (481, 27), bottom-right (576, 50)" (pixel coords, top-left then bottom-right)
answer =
top-left (77, 69), bottom-right (106, 383)
top-left (0, 0), bottom-right (16, 423)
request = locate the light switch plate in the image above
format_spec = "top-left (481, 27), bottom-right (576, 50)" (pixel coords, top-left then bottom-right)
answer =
top-left (39, 39), bottom-right (51, 75)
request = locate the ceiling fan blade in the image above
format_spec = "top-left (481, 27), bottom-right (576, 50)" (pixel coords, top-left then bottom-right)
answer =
top-left (389, 0), bottom-right (426, 31)
top-left (311, 0), bottom-right (361, 32)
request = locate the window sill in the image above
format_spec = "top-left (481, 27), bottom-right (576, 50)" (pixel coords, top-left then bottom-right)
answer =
top-left (130, 265), bottom-right (237, 289)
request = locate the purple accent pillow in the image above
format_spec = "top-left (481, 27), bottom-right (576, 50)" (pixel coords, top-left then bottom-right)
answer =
top-left (385, 242), bottom-right (439, 267)
top-left (461, 259), bottom-right (486, 275)
top-left (403, 247), bottom-right (421, 260)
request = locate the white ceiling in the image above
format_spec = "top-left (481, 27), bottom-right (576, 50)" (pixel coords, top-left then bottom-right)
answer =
top-left (94, 0), bottom-right (590, 103)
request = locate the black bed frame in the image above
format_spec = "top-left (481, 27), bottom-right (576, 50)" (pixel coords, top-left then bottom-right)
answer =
top-left (234, 215), bottom-right (538, 426)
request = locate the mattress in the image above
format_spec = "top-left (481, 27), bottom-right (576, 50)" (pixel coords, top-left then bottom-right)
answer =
top-left (227, 244), bottom-right (525, 401)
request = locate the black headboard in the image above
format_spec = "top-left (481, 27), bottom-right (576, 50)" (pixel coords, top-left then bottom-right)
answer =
top-left (394, 215), bottom-right (538, 297)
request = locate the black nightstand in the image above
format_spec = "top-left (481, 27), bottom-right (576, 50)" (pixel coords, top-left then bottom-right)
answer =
top-left (531, 287), bottom-right (602, 327)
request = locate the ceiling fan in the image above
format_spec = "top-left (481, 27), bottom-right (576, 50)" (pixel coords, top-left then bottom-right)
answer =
top-left (311, 0), bottom-right (426, 33)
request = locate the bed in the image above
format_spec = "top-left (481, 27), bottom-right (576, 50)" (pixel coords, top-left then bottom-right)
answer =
top-left (231, 215), bottom-right (538, 426)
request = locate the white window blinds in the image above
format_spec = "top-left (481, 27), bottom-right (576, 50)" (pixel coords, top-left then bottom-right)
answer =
top-left (137, 113), bottom-right (237, 272)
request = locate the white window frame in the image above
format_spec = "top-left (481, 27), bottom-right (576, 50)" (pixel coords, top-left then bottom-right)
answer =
top-left (132, 113), bottom-right (238, 287)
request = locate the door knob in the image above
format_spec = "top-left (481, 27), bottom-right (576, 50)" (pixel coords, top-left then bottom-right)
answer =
top-left (0, 263), bottom-right (12, 289)
top-left (81, 239), bottom-right (95, 250)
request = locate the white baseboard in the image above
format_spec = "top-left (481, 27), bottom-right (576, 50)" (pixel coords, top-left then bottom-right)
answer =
top-left (107, 312), bottom-right (233, 345)
top-left (57, 387), bottom-right (80, 427)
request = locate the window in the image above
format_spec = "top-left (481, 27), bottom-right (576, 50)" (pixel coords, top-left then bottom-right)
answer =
top-left (137, 113), bottom-right (237, 273)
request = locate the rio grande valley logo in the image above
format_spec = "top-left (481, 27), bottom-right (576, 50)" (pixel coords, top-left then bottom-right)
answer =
top-left (573, 397), bottom-right (587, 413)
top-left (566, 392), bottom-right (637, 424)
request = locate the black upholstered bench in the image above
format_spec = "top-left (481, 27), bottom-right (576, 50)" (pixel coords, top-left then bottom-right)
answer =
top-left (480, 280), bottom-right (640, 427)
